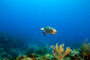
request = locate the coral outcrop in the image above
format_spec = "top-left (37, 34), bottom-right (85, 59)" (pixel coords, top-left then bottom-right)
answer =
top-left (81, 39), bottom-right (90, 60)
top-left (50, 43), bottom-right (71, 60)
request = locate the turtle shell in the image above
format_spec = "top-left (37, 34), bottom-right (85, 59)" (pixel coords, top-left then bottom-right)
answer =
top-left (44, 26), bottom-right (55, 34)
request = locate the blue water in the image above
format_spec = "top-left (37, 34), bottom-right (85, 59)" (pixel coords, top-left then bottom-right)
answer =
top-left (0, 0), bottom-right (90, 49)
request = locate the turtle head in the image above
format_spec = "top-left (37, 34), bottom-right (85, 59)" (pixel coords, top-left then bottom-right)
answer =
top-left (40, 28), bottom-right (44, 30)
top-left (52, 29), bottom-right (57, 35)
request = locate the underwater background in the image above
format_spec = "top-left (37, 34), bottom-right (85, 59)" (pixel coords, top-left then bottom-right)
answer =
top-left (0, 0), bottom-right (90, 60)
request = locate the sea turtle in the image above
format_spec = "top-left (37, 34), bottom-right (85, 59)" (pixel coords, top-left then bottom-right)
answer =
top-left (40, 26), bottom-right (57, 36)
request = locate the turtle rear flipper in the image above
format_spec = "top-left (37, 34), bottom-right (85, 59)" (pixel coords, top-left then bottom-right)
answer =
top-left (43, 31), bottom-right (46, 36)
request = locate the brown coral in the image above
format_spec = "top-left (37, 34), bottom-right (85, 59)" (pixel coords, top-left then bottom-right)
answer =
top-left (82, 38), bottom-right (90, 53)
top-left (16, 55), bottom-right (32, 60)
top-left (81, 38), bottom-right (90, 60)
top-left (50, 43), bottom-right (71, 60)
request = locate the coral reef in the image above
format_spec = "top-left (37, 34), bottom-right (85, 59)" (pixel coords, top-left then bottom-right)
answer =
top-left (26, 47), bottom-right (36, 56)
top-left (70, 49), bottom-right (80, 56)
top-left (0, 33), bottom-right (90, 60)
top-left (69, 49), bottom-right (81, 60)
top-left (81, 39), bottom-right (90, 60)
top-left (16, 55), bottom-right (32, 60)
top-left (36, 45), bottom-right (49, 56)
top-left (50, 43), bottom-right (71, 60)
top-left (0, 33), bottom-right (28, 59)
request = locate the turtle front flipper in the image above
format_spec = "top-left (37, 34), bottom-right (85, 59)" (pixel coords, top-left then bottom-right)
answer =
top-left (43, 31), bottom-right (46, 36)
